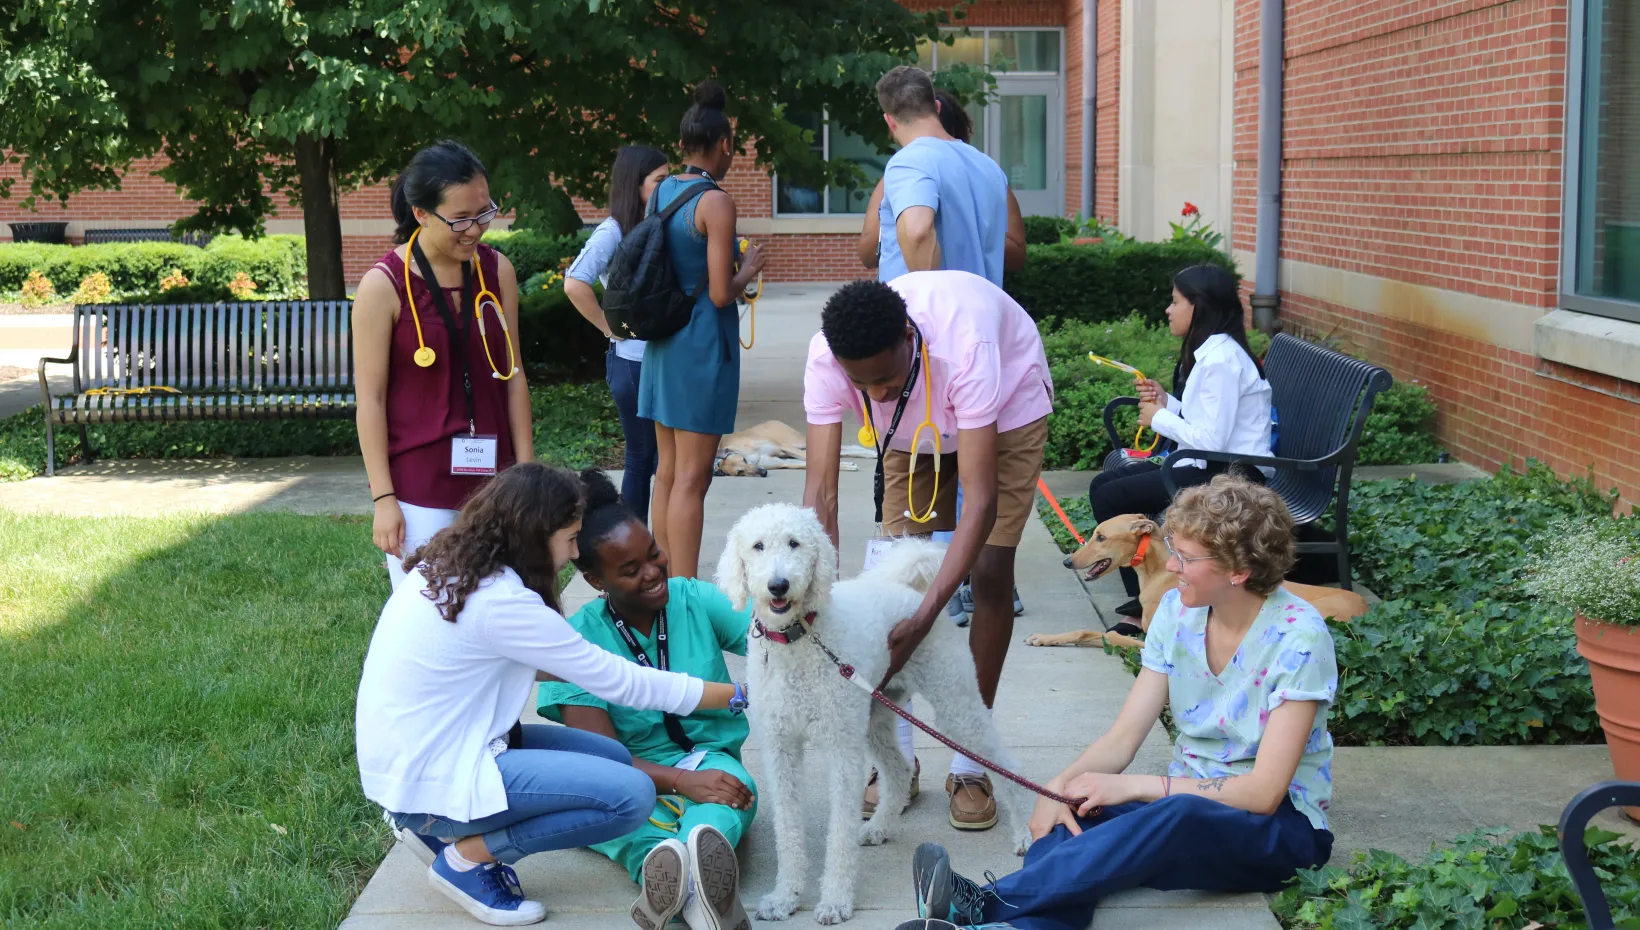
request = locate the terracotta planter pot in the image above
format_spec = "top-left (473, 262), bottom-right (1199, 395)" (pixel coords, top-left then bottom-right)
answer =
top-left (1071, 236), bottom-right (1103, 246)
top-left (1575, 614), bottom-right (1640, 821)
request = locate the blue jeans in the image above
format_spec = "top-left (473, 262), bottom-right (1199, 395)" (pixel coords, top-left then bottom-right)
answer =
top-left (389, 725), bottom-right (655, 865)
top-left (607, 349), bottom-right (658, 523)
top-left (983, 794), bottom-right (1332, 930)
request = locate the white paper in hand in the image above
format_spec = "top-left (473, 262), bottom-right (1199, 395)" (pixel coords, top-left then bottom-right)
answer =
top-left (863, 537), bottom-right (896, 573)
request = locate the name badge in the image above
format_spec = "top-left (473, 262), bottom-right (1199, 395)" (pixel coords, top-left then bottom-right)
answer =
top-left (863, 536), bottom-right (897, 573)
top-left (451, 434), bottom-right (499, 476)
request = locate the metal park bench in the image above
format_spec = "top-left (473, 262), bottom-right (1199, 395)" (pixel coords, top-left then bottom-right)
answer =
top-left (1102, 333), bottom-right (1393, 589)
top-left (37, 301), bottom-right (354, 476)
top-left (81, 227), bottom-right (214, 247)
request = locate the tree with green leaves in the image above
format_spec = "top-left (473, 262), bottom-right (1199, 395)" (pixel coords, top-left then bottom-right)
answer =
top-left (0, 0), bottom-right (986, 297)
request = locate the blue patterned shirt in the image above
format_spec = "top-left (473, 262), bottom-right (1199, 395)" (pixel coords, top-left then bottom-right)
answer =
top-left (1140, 586), bottom-right (1338, 830)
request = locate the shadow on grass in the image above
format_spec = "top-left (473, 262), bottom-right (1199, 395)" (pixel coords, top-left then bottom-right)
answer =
top-left (0, 510), bottom-right (393, 928)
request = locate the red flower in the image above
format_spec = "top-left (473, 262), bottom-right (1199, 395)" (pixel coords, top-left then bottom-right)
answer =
top-left (1182, 202), bottom-right (1200, 217)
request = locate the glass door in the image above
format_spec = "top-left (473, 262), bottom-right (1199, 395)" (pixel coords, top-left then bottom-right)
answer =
top-left (983, 74), bottom-right (1063, 218)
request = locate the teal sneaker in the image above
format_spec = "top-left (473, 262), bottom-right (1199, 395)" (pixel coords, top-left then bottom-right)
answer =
top-left (910, 844), bottom-right (989, 926)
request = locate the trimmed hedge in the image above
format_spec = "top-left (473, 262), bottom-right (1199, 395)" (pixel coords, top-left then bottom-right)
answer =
top-left (517, 272), bottom-right (610, 381)
top-left (0, 235), bottom-right (306, 300)
top-left (483, 228), bottom-right (591, 283)
top-left (1022, 214), bottom-right (1074, 245)
top-left (1004, 239), bottom-right (1237, 326)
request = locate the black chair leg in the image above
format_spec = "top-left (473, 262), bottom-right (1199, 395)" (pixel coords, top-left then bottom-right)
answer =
top-left (77, 424), bottom-right (94, 466)
top-left (1559, 781), bottom-right (1640, 930)
top-left (43, 414), bottom-right (57, 477)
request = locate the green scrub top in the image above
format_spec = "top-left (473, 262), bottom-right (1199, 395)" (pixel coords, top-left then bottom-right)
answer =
top-left (538, 577), bottom-right (751, 765)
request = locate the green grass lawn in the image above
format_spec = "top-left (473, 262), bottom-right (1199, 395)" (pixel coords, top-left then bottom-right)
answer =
top-left (0, 511), bottom-right (392, 928)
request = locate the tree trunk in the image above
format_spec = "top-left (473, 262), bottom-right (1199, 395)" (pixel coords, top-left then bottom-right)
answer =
top-left (295, 133), bottom-right (346, 299)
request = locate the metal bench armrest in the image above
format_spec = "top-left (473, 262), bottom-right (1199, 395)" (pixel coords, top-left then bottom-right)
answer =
top-left (1160, 445), bottom-right (1352, 495)
top-left (38, 350), bottom-right (77, 409)
top-left (1101, 396), bottom-right (1140, 453)
top-left (1558, 780), bottom-right (1640, 930)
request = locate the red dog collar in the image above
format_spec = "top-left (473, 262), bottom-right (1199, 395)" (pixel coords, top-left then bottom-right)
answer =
top-left (754, 613), bottom-right (817, 645)
top-left (1130, 534), bottom-right (1151, 567)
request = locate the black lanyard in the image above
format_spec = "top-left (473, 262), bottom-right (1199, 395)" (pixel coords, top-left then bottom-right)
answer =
top-left (867, 325), bottom-right (926, 525)
top-left (411, 239), bottom-right (479, 435)
top-left (607, 603), bottom-right (696, 753)
top-left (682, 164), bottom-right (714, 181)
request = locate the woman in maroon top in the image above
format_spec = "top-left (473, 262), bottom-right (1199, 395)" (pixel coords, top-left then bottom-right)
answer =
top-left (353, 142), bottom-right (534, 587)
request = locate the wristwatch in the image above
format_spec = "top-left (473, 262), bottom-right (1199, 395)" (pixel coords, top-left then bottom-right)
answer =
top-left (728, 681), bottom-right (750, 716)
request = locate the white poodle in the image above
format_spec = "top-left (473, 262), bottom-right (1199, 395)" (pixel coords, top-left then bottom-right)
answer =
top-left (715, 503), bottom-right (1033, 925)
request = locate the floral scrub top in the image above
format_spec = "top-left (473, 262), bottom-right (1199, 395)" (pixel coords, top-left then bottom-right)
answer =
top-left (1140, 586), bottom-right (1339, 830)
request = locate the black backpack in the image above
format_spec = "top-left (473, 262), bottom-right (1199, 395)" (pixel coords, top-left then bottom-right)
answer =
top-left (601, 177), bottom-right (718, 341)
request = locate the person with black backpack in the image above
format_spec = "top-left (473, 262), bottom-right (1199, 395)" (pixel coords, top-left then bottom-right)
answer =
top-left (630, 81), bottom-right (767, 580)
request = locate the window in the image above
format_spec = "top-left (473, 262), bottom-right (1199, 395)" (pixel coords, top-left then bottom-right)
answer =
top-left (773, 114), bottom-right (886, 217)
top-left (915, 29), bottom-right (1061, 74)
top-left (1563, 0), bottom-right (1640, 324)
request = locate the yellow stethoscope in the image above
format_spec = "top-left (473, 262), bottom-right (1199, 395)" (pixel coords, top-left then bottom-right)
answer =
top-left (737, 238), bottom-right (760, 350)
top-left (1087, 352), bottom-right (1160, 454)
top-left (404, 227), bottom-right (519, 380)
top-left (649, 796), bottom-right (686, 833)
top-left (858, 332), bottom-right (941, 524)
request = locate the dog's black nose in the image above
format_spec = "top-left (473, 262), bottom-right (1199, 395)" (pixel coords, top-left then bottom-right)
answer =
top-left (1062, 556), bottom-right (1074, 569)
top-left (767, 577), bottom-right (790, 598)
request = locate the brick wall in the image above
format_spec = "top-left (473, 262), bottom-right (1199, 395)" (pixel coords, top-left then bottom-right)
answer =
top-left (1057, 0), bottom-right (1121, 221)
top-left (1236, 0), bottom-right (1640, 507)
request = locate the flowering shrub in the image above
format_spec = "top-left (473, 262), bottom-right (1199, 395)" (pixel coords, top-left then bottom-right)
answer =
top-left (1168, 202), bottom-right (1224, 251)
top-left (158, 268), bottom-right (190, 292)
top-left (69, 272), bottom-right (114, 305)
top-left (227, 271), bottom-right (258, 299)
top-left (20, 269), bottom-right (56, 307)
top-left (1526, 516), bottom-right (1640, 626)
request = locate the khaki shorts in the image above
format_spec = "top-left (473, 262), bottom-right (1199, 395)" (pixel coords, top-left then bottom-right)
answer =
top-left (880, 416), bottom-right (1048, 548)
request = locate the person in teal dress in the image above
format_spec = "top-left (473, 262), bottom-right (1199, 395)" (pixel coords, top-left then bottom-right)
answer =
top-left (639, 80), bottom-right (768, 581)
top-left (539, 468), bottom-right (756, 930)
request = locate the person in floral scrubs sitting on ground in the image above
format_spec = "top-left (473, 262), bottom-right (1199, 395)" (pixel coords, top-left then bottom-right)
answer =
top-left (900, 475), bottom-right (1339, 930)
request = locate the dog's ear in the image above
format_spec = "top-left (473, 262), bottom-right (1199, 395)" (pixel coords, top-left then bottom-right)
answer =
top-left (1127, 517), bottom-right (1158, 538)
top-left (714, 521), bottom-right (752, 609)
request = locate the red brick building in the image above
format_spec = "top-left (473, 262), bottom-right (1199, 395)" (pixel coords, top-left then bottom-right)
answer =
top-left (4, 0), bottom-right (1637, 504)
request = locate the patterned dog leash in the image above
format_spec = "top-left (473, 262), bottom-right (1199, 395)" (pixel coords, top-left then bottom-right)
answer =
top-left (803, 631), bottom-right (1095, 813)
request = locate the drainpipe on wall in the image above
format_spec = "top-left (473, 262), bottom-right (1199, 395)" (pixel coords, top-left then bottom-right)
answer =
top-left (1251, 0), bottom-right (1285, 334)
top-left (1082, 0), bottom-right (1097, 219)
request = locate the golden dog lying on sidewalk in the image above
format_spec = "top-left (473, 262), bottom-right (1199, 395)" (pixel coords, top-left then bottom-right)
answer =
top-left (1026, 514), bottom-right (1369, 650)
top-left (714, 420), bottom-right (877, 477)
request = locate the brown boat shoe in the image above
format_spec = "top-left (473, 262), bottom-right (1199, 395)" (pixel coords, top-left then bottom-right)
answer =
top-left (945, 773), bottom-right (998, 830)
top-left (860, 757), bottom-right (921, 819)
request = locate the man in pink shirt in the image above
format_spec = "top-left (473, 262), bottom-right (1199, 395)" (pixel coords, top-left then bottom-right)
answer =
top-left (802, 271), bottom-right (1053, 832)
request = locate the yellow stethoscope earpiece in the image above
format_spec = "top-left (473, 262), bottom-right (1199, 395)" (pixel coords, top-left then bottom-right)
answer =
top-left (859, 335), bottom-right (941, 524)
top-left (1087, 352), bottom-right (1160, 453)
top-left (404, 227), bottom-right (519, 379)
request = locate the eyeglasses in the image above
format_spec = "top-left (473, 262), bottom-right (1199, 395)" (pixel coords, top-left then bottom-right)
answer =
top-left (431, 202), bottom-right (500, 233)
top-left (1162, 535), bottom-right (1216, 567)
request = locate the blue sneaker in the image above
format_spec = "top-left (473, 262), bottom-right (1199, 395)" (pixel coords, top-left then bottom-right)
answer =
top-left (957, 585), bottom-right (975, 616)
top-left (429, 848), bottom-right (547, 926)
top-left (894, 921), bottom-right (1015, 930)
top-left (911, 844), bottom-right (988, 926)
top-left (384, 809), bottom-right (448, 867)
top-left (945, 592), bottom-right (970, 627)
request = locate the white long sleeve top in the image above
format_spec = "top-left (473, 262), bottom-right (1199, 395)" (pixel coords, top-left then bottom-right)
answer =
top-left (1150, 334), bottom-right (1274, 470)
top-left (355, 566), bottom-right (705, 822)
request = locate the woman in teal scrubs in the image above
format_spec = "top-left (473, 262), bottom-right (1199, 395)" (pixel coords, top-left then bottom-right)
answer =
top-left (539, 468), bottom-right (756, 930)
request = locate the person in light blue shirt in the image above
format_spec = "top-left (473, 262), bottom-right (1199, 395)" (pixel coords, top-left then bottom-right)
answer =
top-left (899, 476), bottom-right (1337, 930)
top-left (874, 66), bottom-right (1009, 285)
top-left (565, 146), bottom-right (672, 524)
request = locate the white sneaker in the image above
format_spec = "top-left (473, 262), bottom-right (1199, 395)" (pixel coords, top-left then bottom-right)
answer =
top-left (632, 838), bottom-right (690, 930)
top-left (682, 825), bottom-right (749, 930)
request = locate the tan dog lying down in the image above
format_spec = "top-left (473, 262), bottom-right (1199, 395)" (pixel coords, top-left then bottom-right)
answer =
top-left (1026, 514), bottom-right (1369, 650)
top-left (715, 420), bottom-right (878, 477)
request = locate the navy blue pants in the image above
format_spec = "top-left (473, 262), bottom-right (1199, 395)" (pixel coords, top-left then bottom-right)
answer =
top-left (606, 349), bottom-right (658, 523)
top-left (983, 794), bottom-right (1331, 930)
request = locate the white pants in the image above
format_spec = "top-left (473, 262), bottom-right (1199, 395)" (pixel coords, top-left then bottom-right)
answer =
top-left (386, 502), bottom-right (460, 589)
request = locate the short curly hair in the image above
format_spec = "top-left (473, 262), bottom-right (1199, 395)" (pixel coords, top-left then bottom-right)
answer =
top-left (821, 280), bottom-right (908, 361)
top-left (1162, 475), bottom-right (1296, 596)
